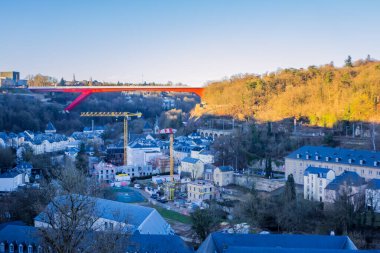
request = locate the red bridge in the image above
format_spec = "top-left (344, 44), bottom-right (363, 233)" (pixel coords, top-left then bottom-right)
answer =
top-left (29, 86), bottom-right (204, 111)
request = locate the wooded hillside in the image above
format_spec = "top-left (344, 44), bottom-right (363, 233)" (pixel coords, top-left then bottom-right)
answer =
top-left (194, 59), bottom-right (380, 127)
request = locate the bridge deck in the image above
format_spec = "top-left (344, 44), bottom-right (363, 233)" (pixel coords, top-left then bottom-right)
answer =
top-left (29, 86), bottom-right (204, 111)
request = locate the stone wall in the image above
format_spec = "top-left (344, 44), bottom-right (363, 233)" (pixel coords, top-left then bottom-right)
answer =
top-left (233, 174), bottom-right (285, 192)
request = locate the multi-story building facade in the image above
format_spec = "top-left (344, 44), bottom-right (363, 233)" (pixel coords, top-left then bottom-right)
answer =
top-left (187, 180), bottom-right (216, 203)
top-left (303, 167), bottom-right (335, 202)
top-left (93, 161), bottom-right (117, 184)
top-left (179, 157), bottom-right (204, 179)
top-left (285, 146), bottom-right (380, 185)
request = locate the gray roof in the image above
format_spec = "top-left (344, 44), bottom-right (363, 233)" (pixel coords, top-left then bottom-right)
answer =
top-left (197, 233), bottom-right (358, 253)
top-left (35, 195), bottom-right (169, 234)
top-left (366, 179), bottom-right (380, 190)
top-left (304, 167), bottom-right (332, 178)
top-left (0, 225), bottom-right (41, 245)
top-left (0, 170), bottom-right (21, 178)
top-left (286, 146), bottom-right (380, 169)
top-left (218, 166), bottom-right (234, 172)
top-left (182, 157), bottom-right (200, 164)
top-left (325, 171), bottom-right (366, 190)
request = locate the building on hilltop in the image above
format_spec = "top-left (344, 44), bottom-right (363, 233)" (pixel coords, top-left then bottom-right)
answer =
top-left (285, 146), bottom-right (380, 185)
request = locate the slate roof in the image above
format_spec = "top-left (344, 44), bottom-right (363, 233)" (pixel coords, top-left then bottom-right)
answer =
top-left (325, 171), bottom-right (366, 191)
top-left (197, 233), bottom-right (359, 253)
top-left (286, 146), bottom-right (380, 169)
top-left (0, 225), bottom-right (41, 245)
top-left (34, 195), bottom-right (169, 234)
top-left (304, 167), bottom-right (332, 178)
top-left (182, 157), bottom-right (200, 164)
top-left (127, 234), bottom-right (193, 253)
top-left (0, 170), bottom-right (21, 178)
top-left (218, 166), bottom-right (234, 172)
top-left (367, 179), bottom-right (380, 190)
top-left (129, 138), bottom-right (159, 149)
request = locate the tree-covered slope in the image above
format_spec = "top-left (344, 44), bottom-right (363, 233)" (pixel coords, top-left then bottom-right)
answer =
top-left (194, 60), bottom-right (380, 127)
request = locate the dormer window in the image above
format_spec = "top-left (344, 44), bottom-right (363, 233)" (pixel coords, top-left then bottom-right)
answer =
top-left (28, 245), bottom-right (33, 253)
top-left (296, 154), bottom-right (301, 158)
top-left (306, 154), bottom-right (310, 160)
top-left (37, 246), bottom-right (43, 253)
top-left (360, 159), bottom-right (365, 165)
top-left (315, 155), bottom-right (320, 161)
top-left (9, 243), bottom-right (14, 253)
top-left (374, 161), bottom-right (379, 166)
top-left (348, 158), bottom-right (353, 164)
top-left (335, 157), bottom-right (340, 162)
top-left (19, 244), bottom-right (24, 253)
top-left (0, 243), bottom-right (5, 253)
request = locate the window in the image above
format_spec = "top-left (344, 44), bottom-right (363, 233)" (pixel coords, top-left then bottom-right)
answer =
top-left (101, 170), bottom-right (103, 174)
top-left (109, 223), bottom-right (114, 230)
top-left (28, 245), bottom-right (33, 253)
top-left (369, 170), bottom-right (373, 175)
top-left (38, 246), bottom-right (43, 253)
top-left (104, 222), bottom-right (108, 229)
top-left (319, 180), bottom-right (322, 186)
top-left (0, 243), bottom-right (5, 253)
top-left (19, 244), bottom-right (24, 253)
top-left (9, 244), bottom-right (14, 253)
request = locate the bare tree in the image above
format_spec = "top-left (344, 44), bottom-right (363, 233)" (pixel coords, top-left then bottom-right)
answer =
top-left (37, 167), bottom-right (129, 253)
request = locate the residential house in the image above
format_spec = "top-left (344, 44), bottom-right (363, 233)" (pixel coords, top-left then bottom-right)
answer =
top-left (187, 180), bottom-right (216, 203)
top-left (204, 164), bottom-right (216, 182)
top-left (366, 179), bottom-right (380, 213)
top-left (325, 171), bottom-right (366, 205)
top-left (179, 157), bottom-right (204, 179)
top-left (213, 166), bottom-right (234, 187)
top-left (93, 161), bottom-right (117, 184)
top-left (303, 167), bottom-right (335, 202)
top-left (0, 170), bottom-right (29, 192)
top-left (285, 146), bottom-right (380, 185)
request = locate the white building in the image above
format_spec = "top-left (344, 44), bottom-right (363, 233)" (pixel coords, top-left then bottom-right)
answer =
top-left (187, 180), bottom-right (216, 203)
top-left (179, 157), bottom-right (204, 180)
top-left (0, 170), bottom-right (29, 192)
top-left (365, 179), bottom-right (380, 213)
top-left (303, 167), bottom-right (335, 202)
top-left (285, 146), bottom-right (380, 185)
top-left (324, 171), bottom-right (366, 205)
top-left (191, 149), bottom-right (215, 164)
top-left (93, 161), bottom-right (117, 184)
top-left (127, 138), bottom-right (162, 166)
top-left (213, 166), bottom-right (234, 187)
top-left (34, 195), bottom-right (172, 235)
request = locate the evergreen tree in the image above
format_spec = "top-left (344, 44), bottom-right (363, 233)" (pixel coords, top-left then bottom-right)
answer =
top-left (345, 55), bottom-right (353, 67)
top-left (59, 78), bottom-right (65, 86)
top-left (284, 174), bottom-right (296, 202)
top-left (265, 157), bottom-right (272, 178)
top-left (75, 143), bottom-right (89, 174)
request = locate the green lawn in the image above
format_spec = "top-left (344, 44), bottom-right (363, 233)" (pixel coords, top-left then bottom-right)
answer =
top-left (153, 206), bottom-right (192, 224)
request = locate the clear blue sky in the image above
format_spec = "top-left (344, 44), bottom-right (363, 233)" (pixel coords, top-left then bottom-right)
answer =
top-left (0, 0), bottom-right (379, 86)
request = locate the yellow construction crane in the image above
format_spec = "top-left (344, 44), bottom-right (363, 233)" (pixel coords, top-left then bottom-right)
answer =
top-left (80, 112), bottom-right (142, 166)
